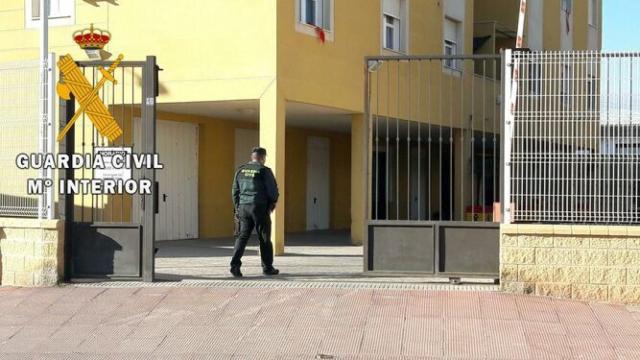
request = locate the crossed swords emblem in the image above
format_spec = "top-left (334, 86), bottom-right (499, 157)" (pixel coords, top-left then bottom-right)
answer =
top-left (56, 54), bottom-right (125, 142)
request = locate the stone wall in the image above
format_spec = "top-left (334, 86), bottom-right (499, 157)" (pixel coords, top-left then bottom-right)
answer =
top-left (0, 218), bottom-right (64, 286)
top-left (501, 224), bottom-right (640, 304)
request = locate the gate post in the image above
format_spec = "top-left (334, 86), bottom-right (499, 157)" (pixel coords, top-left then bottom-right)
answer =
top-left (501, 49), bottom-right (513, 224)
top-left (141, 56), bottom-right (158, 282)
top-left (59, 92), bottom-right (75, 281)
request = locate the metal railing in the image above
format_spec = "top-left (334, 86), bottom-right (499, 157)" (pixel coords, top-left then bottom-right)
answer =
top-left (365, 54), bottom-right (502, 222)
top-left (0, 54), bottom-right (55, 218)
top-left (504, 50), bottom-right (640, 224)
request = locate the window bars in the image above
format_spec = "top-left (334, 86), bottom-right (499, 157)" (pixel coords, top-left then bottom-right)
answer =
top-left (505, 51), bottom-right (640, 224)
top-left (366, 54), bottom-right (502, 222)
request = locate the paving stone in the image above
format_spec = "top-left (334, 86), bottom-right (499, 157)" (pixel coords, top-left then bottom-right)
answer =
top-left (1, 267), bottom-right (640, 358)
top-left (401, 317), bottom-right (443, 357)
top-left (525, 332), bottom-right (573, 359)
top-left (319, 326), bottom-right (365, 356)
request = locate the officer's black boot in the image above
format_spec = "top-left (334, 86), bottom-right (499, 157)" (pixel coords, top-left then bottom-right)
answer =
top-left (263, 267), bottom-right (279, 276)
top-left (230, 266), bottom-right (243, 278)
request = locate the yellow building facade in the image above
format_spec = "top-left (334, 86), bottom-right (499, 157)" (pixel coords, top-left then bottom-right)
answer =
top-left (0, 0), bottom-right (601, 255)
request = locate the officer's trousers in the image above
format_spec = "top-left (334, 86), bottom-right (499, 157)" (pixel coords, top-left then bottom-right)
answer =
top-left (230, 203), bottom-right (274, 269)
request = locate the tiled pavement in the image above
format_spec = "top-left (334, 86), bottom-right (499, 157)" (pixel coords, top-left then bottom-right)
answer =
top-left (154, 231), bottom-right (366, 282)
top-left (153, 231), bottom-right (497, 286)
top-left (1, 286), bottom-right (640, 359)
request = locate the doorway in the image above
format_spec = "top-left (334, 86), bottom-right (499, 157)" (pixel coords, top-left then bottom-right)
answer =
top-left (155, 120), bottom-right (199, 241)
top-left (133, 119), bottom-right (199, 241)
top-left (306, 136), bottom-right (330, 230)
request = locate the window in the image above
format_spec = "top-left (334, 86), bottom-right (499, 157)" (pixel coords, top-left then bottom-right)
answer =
top-left (382, 0), bottom-right (408, 53)
top-left (588, 0), bottom-right (598, 27)
top-left (443, 0), bottom-right (464, 70)
top-left (443, 17), bottom-right (461, 70)
top-left (300, 0), bottom-right (331, 31)
top-left (383, 15), bottom-right (400, 51)
top-left (444, 39), bottom-right (456, 68)
top-left (25, 0), bottom-right (74, 28)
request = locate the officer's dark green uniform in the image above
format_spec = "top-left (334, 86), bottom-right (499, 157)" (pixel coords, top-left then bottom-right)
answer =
top-left (231, 147), bottom-right (279, 277)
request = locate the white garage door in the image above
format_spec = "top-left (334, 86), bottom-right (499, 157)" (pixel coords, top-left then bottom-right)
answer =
top-left (134, 119), bottom-right (199, 241)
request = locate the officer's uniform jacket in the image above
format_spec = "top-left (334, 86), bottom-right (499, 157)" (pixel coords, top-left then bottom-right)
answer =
top-left (232, 161), bottom-right (279, 209)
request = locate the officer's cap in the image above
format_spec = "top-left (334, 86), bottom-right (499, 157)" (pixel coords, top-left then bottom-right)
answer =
top-left (252, 147), bottom-right (267, 156)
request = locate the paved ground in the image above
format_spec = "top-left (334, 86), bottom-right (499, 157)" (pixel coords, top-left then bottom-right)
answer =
top-left (154, 231), bottom-right (497, 286)
top-left (2, 232), bottom-right (638, 358)
top-left (155, 231), bottom-right (364, 282)
top-left (1, 286), bottom-right (640, 359)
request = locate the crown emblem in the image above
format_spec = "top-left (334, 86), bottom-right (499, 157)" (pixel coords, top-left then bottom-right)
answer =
top-left (73, 23), bottom-right (110, 49)
top-left (73, 24), bottom-right (112, 60)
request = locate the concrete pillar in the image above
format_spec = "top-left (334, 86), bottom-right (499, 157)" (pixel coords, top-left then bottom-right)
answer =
top-left (350, 114), bottom-right (366, 246)
top-left (260, 83), bottom-right (286, 255)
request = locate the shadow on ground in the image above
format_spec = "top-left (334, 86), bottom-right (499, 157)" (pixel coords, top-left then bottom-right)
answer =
top-left (154, 230), bottom-right (368, 282)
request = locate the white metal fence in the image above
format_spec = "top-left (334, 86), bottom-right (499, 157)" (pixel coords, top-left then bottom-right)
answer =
top-left (0, 54), bottom-right (55, 218)
top-left (504, 50), bottom-right (640, 224)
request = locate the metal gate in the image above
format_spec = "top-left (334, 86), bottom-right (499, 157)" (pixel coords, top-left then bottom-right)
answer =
top-left (60, 56), bottom-right (158, 281)
top-left (364, 54), bottom-right (503, 279)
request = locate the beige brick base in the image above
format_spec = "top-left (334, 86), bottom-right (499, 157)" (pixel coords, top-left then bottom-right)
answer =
top-left (501, 224), bottom-right (640, 304)
top-left (0, 218), bottom-right (64, 287)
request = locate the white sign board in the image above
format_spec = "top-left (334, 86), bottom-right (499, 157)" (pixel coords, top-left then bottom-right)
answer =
top-left (94, 147), bottom-right (132, 181)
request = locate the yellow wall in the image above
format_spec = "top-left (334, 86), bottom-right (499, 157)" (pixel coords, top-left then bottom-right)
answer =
top-left (543, 0), bottom-right (562, 50)
top-left (572, 0), bottom-right (588, 50)
top-left (276, 0), bottom-right (378, 114)
top-left (285, 127), bottom-right (351, 233)
top-left (142, 113), bottom-right (352, 238)
top-left (0, 0), bottom-right (278, 103)
top-left (474, 0), bottom-right (519, 30)
top-left (276, 0), bottom-right (463, 114)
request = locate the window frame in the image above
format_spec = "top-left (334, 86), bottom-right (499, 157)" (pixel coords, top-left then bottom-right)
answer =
top-left (25, 0), bottom-right (75, 28)
top-left (383, 14), bottom-right (401, 52)
top-left (443, 39), bottom-right (457, 69)
top-left (588, 0), bottom-right (598, 27)
top-left (443, 17), bottom-right (462, 71)
top-left (295, 0), bottom-right (334, 42)
top-left (380, 0), bottom-right (409, 54)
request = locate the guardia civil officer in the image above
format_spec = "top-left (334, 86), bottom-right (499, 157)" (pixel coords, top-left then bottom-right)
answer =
top-left (230, 147), bottom-right (280, 277)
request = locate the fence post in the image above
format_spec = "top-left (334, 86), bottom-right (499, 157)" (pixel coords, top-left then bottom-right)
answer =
top-left (141, 55), bottom-right (158, 282)
top-left (38, 53), bottom-right (55, 219)
top-left (45, 52), bottom-right (56, 219)
top-left (501, 49), bottom-right (513, 224)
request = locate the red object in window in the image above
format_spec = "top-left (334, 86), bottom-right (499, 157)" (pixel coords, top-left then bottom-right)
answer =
top-left (314, 26), bottom-right (326, 43)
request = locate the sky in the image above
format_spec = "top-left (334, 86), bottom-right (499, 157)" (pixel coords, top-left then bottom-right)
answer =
top-left (602, 0), bottom-right (640, 51)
